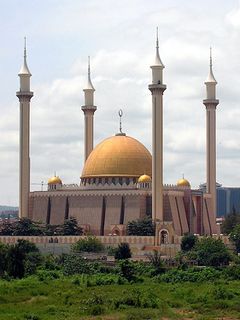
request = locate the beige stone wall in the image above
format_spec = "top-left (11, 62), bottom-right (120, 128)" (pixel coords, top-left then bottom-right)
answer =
top-left (104, 196), bottom-right (121, 235)
top-left (50, 196), bottom-right (67, 225)
top-left (0, 235), bottom-right (231, 258)
top-left (124, 195), bottom-right (141, 224)
top-left (69, 196), bottom-right (103, 235)
top-left (32, 196), bottom-right (49, 223)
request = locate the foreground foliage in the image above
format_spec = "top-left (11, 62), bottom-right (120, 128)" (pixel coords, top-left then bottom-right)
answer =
top-left (1, 274), bottom-right (240, 319)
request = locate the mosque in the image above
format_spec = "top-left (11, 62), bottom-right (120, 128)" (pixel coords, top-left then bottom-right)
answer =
top-left (16, 35), bottom-right (219, 244)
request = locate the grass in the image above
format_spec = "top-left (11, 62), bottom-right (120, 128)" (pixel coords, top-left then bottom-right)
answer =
top-left (0, 275), bottom-right (240, 319)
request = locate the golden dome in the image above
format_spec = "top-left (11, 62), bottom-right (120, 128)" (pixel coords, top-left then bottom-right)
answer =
top-left (81, 135), bottom-right (152, 178)
top-left (138, 174), bottom-right (152, 183)
top-left (177, 177), bottom-right (191, 188)
top-left (48, 176), bottom-right (62, 185)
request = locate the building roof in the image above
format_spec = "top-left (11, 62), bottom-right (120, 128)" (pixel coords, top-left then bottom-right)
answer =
top-left (138, 174), bottom-right (152, 183)
top-left (177, 177), bottom-right (191, 188)
top-left (48, 176), bottom-right (62, 185)
top-left (81, 134), bottom-right (152, 178)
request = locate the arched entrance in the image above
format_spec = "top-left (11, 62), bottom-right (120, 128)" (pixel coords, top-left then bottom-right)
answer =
top-left (159, 229), bottom-right (169, 244)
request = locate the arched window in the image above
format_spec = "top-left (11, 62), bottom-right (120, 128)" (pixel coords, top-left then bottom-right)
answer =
top-left (160, 229), bottom-right (169, 244)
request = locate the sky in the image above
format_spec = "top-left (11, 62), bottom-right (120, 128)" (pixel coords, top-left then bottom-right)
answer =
top-left (0, 0), bottom-right (240, 206)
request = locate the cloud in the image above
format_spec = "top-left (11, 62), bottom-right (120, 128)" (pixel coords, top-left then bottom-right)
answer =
top-left (0, 0), bottom-right (240, 205)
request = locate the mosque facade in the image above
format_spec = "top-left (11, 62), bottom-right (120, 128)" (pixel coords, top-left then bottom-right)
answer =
top-left (17, 35), bottom-right (219, 244)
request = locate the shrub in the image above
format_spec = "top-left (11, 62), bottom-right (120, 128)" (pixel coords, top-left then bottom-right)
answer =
top-left (114, 243), bottom-right (131, 260)
top-left (117, 259), bottom-right (136, 282)
top-left (63, 254), bottom-right (90, 275)
top-left (158, 267), bottom-right (220, 283)
top-left (191, 237), bottom-right (231, 267)
top-left (147, 250), bottom-right (165, 275)
top-left (113, 289), bottom-right (159, 309)
top-left (37, 270), bottom-right (60, 281)
top-left (72, 236), bottom-right (103, 253)
top-left (88, 305), bottom-right (105, 316)
top-left (181, 234), bottom-right (198, 252)
top-left (229, 224), bottom-right (240, 253)
top-left (127, 217), bottom-right (155, 236)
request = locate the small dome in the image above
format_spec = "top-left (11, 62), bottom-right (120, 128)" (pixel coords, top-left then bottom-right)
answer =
top-left (138, 174), bottom-right (152, 183)
top-left (48, 176), bottom-right (62, 185)
top-left (177, 177), bottom-right (190, 188)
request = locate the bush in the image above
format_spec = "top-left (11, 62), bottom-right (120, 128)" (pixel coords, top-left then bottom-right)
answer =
top-left (181, 234), bottom-right (198, 252)
top-left (127, 217), bottom-right (155, 236)
top-left (191, 237), bottom-right (231, 267)
top-left (229, 224), bottom-right (240, 253)
top-left (113, 289), bottom-right (159, 309)
top-left (63, 254), bottom-right (90, 275)
top-left (37, 270), bottom-right (60, 281)
top-left (71, 236), bottom-right (104, 253)
top-left (158, 267), bottom-right (220, 283)
top-left (117, 259), bottom-right (137, 282)
top-left (88, 305), bottom-right (105, 316)
top-left (114, 243), bottom-right (131, 260)
top-left (147, 250), bottom-right (165, 275)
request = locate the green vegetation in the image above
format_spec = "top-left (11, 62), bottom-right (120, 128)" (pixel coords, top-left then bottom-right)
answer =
top-left (230, 224), bottom-right (240, 253)
top-left (127, 217), bottom-right (155, 236)
top-left (189, 237), bottom-right (231, 267)
top-left (181, 234), bottom-right (198, 252)
top-left (0, 217), bottom-right (83, 236)
top-left (0, 235), bottom-right (239, 319)
top-left (114, 242), bottom-right (132, 260)
top-left (1, 271), bottom-right (240, 319)
top-left (72, 236), bottom-right (104, 252)
top-left (221, 209), bottom-right (240, 235)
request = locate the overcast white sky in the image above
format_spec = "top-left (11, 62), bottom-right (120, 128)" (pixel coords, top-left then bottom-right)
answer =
top-left (1, 0), bottom-right (240, 206)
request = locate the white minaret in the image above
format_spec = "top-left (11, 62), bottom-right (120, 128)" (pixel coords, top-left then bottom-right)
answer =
top-left (16, 38), bottom-right (33, 218)
top-left (148, 29), bottom-right (166, 222)
top-left (81, 56), bottom-right (97, 162)
top-left (203, 48), bottom-right (219, 217)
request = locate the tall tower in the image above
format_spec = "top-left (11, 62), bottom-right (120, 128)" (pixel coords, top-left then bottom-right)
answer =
top-left (203, 48), bottom-right (219, 217)
top-left (81, 57), bottom-right (97, 162)
top-left (148, 29), bottom-right (166, 222)
top-left (16, 38), bottom-right (33, 218)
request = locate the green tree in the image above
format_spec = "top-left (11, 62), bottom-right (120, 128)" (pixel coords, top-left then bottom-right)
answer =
top-left (190, 237), bottom-right (231, 267)
top-left (127, 217), bottom-right (155, 236)
top-left (147, 250), bottom-right (165, 274)
top-left (0, 243), bottom-right (8, 276)
top-left (114, 243), bottom-right (132, 260)
top-left (229, 224), bottom-right (240, 253)
top-left (181, 234), bottom-right (198, 252)
top-left (62, 217), bottom-right (83, 235)
top-left (221, 211), bottom-right (240, 235)
top-left (117, 259), bottom-right (136, 282)
top-left (12, 218), bottom-right (43, 236)
top-left (6, 240), bottom-right (41, 278)
top-left (72, 236), bottom-right (104, 253)
top-left (6, 245), bottom-right (25, 278)
top-left (0, 220), bottom-right (14, 235)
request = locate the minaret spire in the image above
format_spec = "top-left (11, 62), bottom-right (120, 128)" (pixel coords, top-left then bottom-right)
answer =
top-left (203, 47), bottom-right (219, 231)
top-left (154, 27), bottom-right (164, 68)
top-left (19, 37), bottom-right (31, 77)
top-left (87, 56), bottom-right (95, 90)
top-left (205, 47), bottom-right (217, 84)
top-left (149, 29), bottom-right (167, 237)
top-left (82, 56), bottom-right (97, 162)
top-left (16, 38), bottom-right (33, 218)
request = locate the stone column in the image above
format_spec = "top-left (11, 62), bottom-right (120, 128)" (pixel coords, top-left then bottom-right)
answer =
top-left (81, 106), bottom-right (97, 161)
top-left (16, 92), bottom-right (33, 217)
top-left (149, 85), bottom-right (166, 221)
